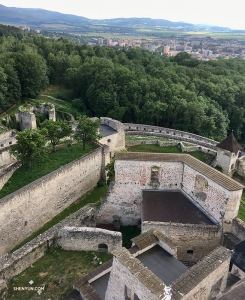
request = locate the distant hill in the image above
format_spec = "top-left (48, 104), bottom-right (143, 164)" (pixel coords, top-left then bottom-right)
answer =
top-left (0, 4), bottom-right (231, 31)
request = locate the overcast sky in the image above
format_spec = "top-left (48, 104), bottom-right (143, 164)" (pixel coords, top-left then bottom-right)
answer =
top-left (1, 0), bottom-right (245, 29)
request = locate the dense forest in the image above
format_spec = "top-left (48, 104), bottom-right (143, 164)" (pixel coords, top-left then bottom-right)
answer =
top-left (1, 24), bottom-right (245, 141)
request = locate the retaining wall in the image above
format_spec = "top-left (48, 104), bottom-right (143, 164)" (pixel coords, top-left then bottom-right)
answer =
top-left (57, 227), bottom-right (122, 252)
top-left (0, 145), bottom-right (109, 255)
top-left (0, 204), bottom-right (95, 290)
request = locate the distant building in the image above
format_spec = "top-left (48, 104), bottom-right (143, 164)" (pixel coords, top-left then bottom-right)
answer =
top-left (163, 46), bottom-right (170, 54)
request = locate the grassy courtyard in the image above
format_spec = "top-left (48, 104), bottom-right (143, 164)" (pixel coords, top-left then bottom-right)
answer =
top-left (0, 248), bottom-right (112, 300)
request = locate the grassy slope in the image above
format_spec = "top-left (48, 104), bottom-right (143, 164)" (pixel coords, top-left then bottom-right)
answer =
top-left (0, 142), bottom-right (94, 199)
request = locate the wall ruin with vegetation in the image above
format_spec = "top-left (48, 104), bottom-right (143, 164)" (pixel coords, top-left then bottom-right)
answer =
top-left (0, 146), bottom-right (109, 256)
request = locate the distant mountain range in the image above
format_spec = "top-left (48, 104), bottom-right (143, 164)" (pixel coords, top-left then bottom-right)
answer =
top-left (0, 4), bottom-right (232, 31)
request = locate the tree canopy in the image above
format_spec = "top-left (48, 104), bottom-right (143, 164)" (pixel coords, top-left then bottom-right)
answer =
top-left (74, 116), bottom-right (101, 150)
top-left (10, 129), bottom-right (47, 167)
top-left (41, 119), bottom-right (72, 152)
top-left (1, 25), bottom-right (245, 141)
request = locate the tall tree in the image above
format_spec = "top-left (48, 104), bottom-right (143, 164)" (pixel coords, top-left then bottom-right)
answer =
top-left (10, 129), bottom-right (47, 168)
top-left (41, 120), bottom-right (72, 152)
top-left (74, 116), bottom-right (101, 150)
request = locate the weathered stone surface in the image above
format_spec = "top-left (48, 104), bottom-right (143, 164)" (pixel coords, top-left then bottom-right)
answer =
top-left (172, 246), bottom-right (231, 300)
top-left (100, 117), bottom-right (125, 156)
top-left (0, 146), bottom-right (108, 255)
top-left (0, 204), bottom-right (95, 289)
top-left (143, 222), bottom-right (222, 262)
top-left (57, 227), bottom-right (122, 252)
top-left (124, 123), bottom-right (218, 149)
top-left (105, 248), bottom-right (167, 300)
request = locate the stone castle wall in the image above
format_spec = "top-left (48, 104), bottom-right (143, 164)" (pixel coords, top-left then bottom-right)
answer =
top-left (100, 117), bottom-right (125, 156)
top-left (57, 227), bottom-right (122, 252)
top-left (18, 109), bottom-right (37, 131)
top-left (0, 146), bottom-right (16, 167)
top-left (126, 139), bottom-right (179, 147)
top-left (97, 157), bottom-right (240, 226)
top-left (182, 164), bottom-right (242, 225)
top-left (231, 218), bottom-right (245, 241)
top-left (124, 123), bottom-right (218, 149)
top-left (142, 222), bottom-right (222, 262)
top-left (105, 249), bottom-right (165, 300)
top-left (216, 149), bottom-right (238, 176)
top-left (0, 204), bottom-right (95, 289)
top-left (97, 160), bottom-right (183, 225)
top-left (0, 146), bottom-right (108, 255)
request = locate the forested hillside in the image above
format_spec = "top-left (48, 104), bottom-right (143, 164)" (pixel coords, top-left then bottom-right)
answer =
top-left (1, 24), bottom-right (245, 141)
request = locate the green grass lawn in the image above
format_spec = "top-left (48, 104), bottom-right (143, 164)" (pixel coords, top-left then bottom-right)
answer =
top-left (128, 144), bottom-right (182, 154)
top-left (127, 144), bottom-right (214, 164)
top-left (0, 248), bottom-right (112, 300)
top-left (0, 142), bottom-right (94, 199)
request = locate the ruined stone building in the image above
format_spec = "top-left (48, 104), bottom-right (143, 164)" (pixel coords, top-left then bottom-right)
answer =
top-left (63, 151), bottom-right (245, 300)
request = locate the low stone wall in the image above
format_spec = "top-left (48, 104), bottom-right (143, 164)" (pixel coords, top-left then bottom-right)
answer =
top-left (126, 140), bottom-right (179, 147)
top-left (0, 204), bottom-right (95, 290)
top-left (124, 123), bottom-right (218, 149)
top-left (180, 142), bottom-right (217, 156)
top-left (0, 162), bottom-right (21, 189)
top-left (57, 227), bottom-right (122, 253)
top-left (0, 145), bottom-right (109, 255)
top-left (231, 218), bottom-right (245, 241)
top-left (142, 221), bottom-right (222, 262)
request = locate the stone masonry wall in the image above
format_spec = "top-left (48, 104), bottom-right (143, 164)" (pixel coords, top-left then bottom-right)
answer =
top-left (0, 146), bottom-right (107, 256)
top-left (105, 250), bottom-right (166, 300)
top-left (0, 204), bottom-right (95, 289)
top-left (97, 158), bottom-right (238, 226)
top-left (97, 160), bottom-right (183, 225)
top-left (216, 149), bottom-right (238, 176)
top-left (100, 117), bottom-right (125, 155)
top-left (126, 140), bottom-right (179, 147)
top-left (57, 227), bottom-right (122, 252)
top-left (124, 123), bottom-right (218, 149)
top-left (0, 146), bottom-right (16, 167)
top-left (172, 247), bottom-right (231, 300)
top-left (180, 142), bottom-right (217, 156)
top-left (18, 109), bottom-right (36, 131)
top-left (182, 164), bottom-right (241, 224)
top-left (0, 162), bottom-right (21, 189)
top-left (142, 222), bottom-right (222, 262)
top-left (231, 218), bottom-right (245, 241)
